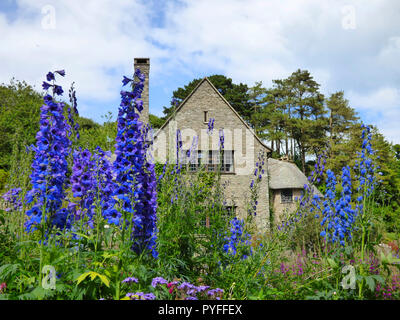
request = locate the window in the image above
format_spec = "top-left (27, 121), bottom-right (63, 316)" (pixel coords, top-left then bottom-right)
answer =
top-left (200, 205), bottom-right (236, 228)
top-left (188, 150), bottom-right (202, 172)
top-left (281, 189), bottom-right (293, 204)
top-left (207, 150), bottom-right (218, 171)
top-left (204, 111), bottom-right (208, 123)
top-left (223, 205), bottom-right (236, 220)
top-left (221, 150), bottom-right (234, 173)
top-left (207, 150), bottom-right (234, 173)
top-left (181, 150), bottom-right (234, 173)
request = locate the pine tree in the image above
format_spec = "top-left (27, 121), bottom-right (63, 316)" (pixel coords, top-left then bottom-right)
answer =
top-left (325, 91), bottom-right (359, 172)
top-left (248, 81), bottom-right (268, 138)
top-left (270, 69), bottom-right (326, 173)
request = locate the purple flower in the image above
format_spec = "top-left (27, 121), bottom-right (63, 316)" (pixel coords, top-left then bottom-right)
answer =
top-left (25, 70), bottom-right (72, 233)
top-left (122, 277), bottom-right (139, 284)
top-left (53, 85), bottom-right (64, 96)
top-left (151, 277), bottom-right (168, 288)
top-left (46, 72), bottom-right (55, 81)
top-left (55, 70), bottom-right (66, 76)
top-left (126, 292), bottom-right (156, 300)
top-left (122, 76), bottom-right (132, 86)
top-left (42, 81), bottom-right (52, 90)
top-left (207, 118), bottom-right (215, 135)
top-left (114, 69), bottom-right (158, 258)
top-left (177, 282), bottom-right (195, 291)
top-left (207, 288), bottom-right (224, 298)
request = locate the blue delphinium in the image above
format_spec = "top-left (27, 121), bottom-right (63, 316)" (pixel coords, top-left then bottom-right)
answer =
top-left (1, 188), bottom-right (22, 212)
top-left (223, 217), bottom-right (252, 259)
top-left (355, 124), bottom-right (378, 215)
top-left (249, 151), bottom-right (266, 217)
top-left (67, 82), bottom-right (80, 140)
top-left (207, 118), bottom-right (215, 135)
top-left (70, 147), bottom-right (119, 228)
top-left (70, 148), bottom-right (95, 226)
top-left (113, 68), bottom-right (158, 258)
top-left (25, 70), bottom-right (71, 232)
top-left (218, 128), bottom-right (224, 150)
top-left (319, 169), bottom-right (337, 241)
top-left (320, 166), bottom-right (356, 245)
top-left (93, 147), bottom-right (120, 226)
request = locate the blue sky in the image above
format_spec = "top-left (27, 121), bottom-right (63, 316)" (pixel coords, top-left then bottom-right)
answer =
top-left (1, 0), bottom-right (399, 144)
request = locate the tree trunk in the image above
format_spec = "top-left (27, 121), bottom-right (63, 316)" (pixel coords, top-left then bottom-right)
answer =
top-left (301, 145), bottom-right (306, 174)
top-left (285, 137), bottom-right (289, 158)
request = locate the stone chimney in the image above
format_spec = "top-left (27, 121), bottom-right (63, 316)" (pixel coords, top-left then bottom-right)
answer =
top-left (134, 58), bottom-right (150, 125)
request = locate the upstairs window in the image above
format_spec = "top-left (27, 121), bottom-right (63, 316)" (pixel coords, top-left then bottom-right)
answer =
top-left (188, 150), bottom-right (202, 172)
top-left (207, 150), bottom-right (234, 173)
top-left (181, 150), bottom-right (234, 173)
top-left (281, 189), bottom-right (293, 204)
top-left (221, 150), bottom-right (234, 173)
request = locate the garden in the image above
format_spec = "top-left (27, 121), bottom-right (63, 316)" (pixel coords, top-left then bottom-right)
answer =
top-left (0, 68), bottom-right (399, 301)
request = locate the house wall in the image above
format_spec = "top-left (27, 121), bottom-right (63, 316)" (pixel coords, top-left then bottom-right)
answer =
top-left (271, 188), bottom-right (303, 224)
top-left (153, 79), bottom-right (270, 229)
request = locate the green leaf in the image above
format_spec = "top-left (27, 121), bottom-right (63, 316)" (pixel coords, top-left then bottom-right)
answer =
top-left (371, 275), bottom-right (385, 285)
top-left (71, 232), bottom-right (91, 240)
top-left (365, 276), bottom-right (376, 292)
top-left (98, 274), bottom-right (110, 288)
top-left (326, 258), bottom-right (338, 269)
top-left (0, 263), bottom-right (20, 281)
top-left (76, 271), bottom-right (110, 288)
top-left (76, 272), bottom-right (91, 285)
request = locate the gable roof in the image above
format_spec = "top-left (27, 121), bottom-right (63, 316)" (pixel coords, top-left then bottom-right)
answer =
top-left (154, 77), bottom-right (272, 152)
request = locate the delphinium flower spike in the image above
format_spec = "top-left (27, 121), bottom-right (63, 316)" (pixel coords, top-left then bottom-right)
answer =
top-left (113, 68), bottom-right (158, 258)
top-left (25, 70), bottom-right (72, 233)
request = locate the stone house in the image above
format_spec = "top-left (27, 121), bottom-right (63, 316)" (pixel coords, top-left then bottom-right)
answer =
top-left (134, 58), bottom-right (314, 230)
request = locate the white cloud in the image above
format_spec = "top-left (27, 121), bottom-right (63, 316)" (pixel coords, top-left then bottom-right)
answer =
top-left (348, 87), bottom-right (400, 144)
top-left (0, 0), bottom-right (164, 114)
top-left (0, 0), bottom-right (399, 143)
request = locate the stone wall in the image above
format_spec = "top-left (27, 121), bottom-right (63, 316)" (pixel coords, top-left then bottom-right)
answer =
top-left (271, 188), bottom-right (302, 224)
top-left (153, 79), bottom-right (271, 229)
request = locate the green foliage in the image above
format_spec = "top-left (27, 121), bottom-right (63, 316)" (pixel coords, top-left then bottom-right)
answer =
top-left (76, 112), bottom-right (117, 153)
top-left (156, 163), bottom-right (229, 279)
top-left (0, 169), bottom-right (8, 192)
top-left (0, 79), bottom-right (42, 170)
top-left (149, 113), bottom-right (165, 129)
